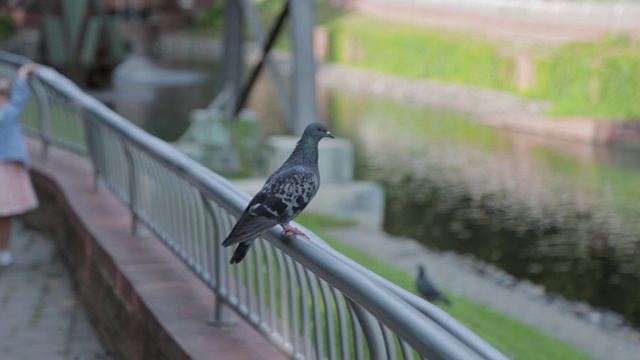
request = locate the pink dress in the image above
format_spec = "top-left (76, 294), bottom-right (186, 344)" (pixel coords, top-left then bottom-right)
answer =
top-left (0, 161), bottom-right (38, 216)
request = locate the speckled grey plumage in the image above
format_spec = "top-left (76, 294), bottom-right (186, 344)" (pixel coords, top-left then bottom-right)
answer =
top-left (222, 122), bottom-right (334, 264)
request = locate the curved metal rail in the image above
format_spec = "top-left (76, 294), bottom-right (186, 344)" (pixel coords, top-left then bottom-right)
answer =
top-left (0, 50), bottom-right (509, 360)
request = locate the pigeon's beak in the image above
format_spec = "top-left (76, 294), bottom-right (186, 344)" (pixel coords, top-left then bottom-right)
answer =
top-left (326, 131), bottom-right (335, 139)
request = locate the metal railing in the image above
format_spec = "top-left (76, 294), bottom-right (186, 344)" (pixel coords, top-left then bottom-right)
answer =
top-left (1, 50), bottom-right (508, 360)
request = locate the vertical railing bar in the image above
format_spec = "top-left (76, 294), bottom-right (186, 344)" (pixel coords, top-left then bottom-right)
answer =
top-left (330, 287), bottom-right (350, 360)
top-left (113, 132), bottom-right (127, 200)
top-left (202, 198), bottom-right (215, 284)
top-left (123, 145), bottom-right (140, 237)
top-left (174, 177), bottom-right (185, 255)
top-left (187, 183), bottom-right (199, 265)
top-left (246, 242), bottom-right (257, 320)
top-left (143, 154), bottom-right (156, 227)
top-left (380, 323), bottom-right (399, 360)
top-left (255, 237), bottom-right (267, 326)
top-left (30, 78), bottom-right (52, 158)
top-left (168, 173), bottom-right (182, 250)
top-left (294, 262), bottom-right (312, 359)
top-left (83, 114), bottom-right (102, 192)
top-left (194, 188), bottom-right (208, 277)
top-left (182, 182), bottom-right (195, 263)
top-left (223, 213), bottom-right (235, 302)
top-left (284, 254), bottom-right (301, 356)
top-left (320, 280), bottom-right (337, 360)
top-left (274, 248), bottom-right (291, 353)
top-left (197, 188), bottom-right (209, 276)
top-left (264, 241), bottom-right (277, 332)
top-left (183, 184), bottom-right (197, 266)
top-left (347, 298), bottom-right (366, 360)
top-left (201, 194), bottom-right (234, 325)
top-left (159, 166), bottom-right (173, 244)
top-left (144, 158), bottom-right (160, 233)
top-left (305, 268), bottom-right (325, 360)
top-left (261, 241), bottom-right (284, 348)
top-left (235, 245), bottom-right (245, 314)
top-left (398, 338), bottom-right (415, 360)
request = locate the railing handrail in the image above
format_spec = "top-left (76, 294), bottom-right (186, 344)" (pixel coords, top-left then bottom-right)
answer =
top-left (1, 50), bottom-right (509, 360)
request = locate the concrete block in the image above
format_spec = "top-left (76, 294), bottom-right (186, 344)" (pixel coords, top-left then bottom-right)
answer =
top-left (266, 136), bottom-right (354, 184)
top-left (233, 178), bottom-right (385, 229)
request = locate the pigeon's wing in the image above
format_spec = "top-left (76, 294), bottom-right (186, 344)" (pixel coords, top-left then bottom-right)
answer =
top-left (222, 166), bottom-right (319, 247)
top-left (221, 191), bottom-right (280, 247)
top-left (261, 164), bottom-right (320, 222)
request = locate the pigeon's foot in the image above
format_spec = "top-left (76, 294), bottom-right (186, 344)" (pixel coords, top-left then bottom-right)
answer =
top-left (281, 224), bottom-right (307, 238)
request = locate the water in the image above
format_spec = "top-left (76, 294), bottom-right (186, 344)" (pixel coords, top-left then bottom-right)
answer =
top-left (325, 91), bottom-right (640, 327)
top-left (105, 57), bottom-right (640, 327)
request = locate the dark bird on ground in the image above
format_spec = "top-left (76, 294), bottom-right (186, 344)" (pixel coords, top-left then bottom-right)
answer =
top-left (222, 122), bottom-right (334, 264)
top-left (416, 264), bottom-right (452, 306)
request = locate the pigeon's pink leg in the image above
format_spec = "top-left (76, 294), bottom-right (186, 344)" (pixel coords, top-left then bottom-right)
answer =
top-left (281, 223), bottom-right (307, 238)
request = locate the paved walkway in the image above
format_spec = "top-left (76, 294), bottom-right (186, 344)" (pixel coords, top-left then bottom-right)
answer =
top-left (0, 221), bottom-right (109, 360)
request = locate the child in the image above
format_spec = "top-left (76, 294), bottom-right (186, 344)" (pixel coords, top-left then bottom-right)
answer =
top-left (0, 63), bottom-right (40, 266)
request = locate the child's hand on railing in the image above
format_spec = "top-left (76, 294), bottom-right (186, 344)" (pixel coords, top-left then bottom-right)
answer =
top-left (17, 63), bottom-right (41, 79)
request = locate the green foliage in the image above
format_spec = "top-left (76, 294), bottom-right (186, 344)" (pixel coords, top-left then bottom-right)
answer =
top-left (320, 11), bottom-right (640, 119)
top-left (324, 16), bottom-right (514, 91)
top-left (193, 1), bottom-right (225, 34)
top-left (0, 11), bottom-right (14, 40)
top-left (532, 35), bottom-right (640, 119)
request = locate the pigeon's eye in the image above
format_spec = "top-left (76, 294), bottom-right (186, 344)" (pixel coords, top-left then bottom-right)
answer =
top-left (316, 127), bottom-right (322, 131)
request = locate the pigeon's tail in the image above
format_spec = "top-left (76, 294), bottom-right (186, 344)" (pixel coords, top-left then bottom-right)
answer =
top-left (229, 239), bottom-right (255, 264)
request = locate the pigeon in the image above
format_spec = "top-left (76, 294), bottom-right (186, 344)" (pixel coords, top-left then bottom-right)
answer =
top-left (222, 122), bottom-right (334, 264)
top-left (416, 264), bottom-right (452, 306)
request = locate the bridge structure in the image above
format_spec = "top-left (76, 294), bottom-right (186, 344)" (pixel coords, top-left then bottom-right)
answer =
top-left (0, 23), bottom-right (510, 359)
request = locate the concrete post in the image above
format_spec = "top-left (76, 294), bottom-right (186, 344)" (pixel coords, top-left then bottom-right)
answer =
top-left (289, 0), bottom-right (318, 135)
top-left (220, 0), bottom-right (244, 114)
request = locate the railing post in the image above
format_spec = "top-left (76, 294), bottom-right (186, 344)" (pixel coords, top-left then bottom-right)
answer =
top-left (220, 0), bottom-right (244, 115)
top-left (201, 194), bottom-right (235, 326)
top-left (30, 78), bottom-right (51, 158)
top-left (347, 298), bottom-right (387, 360)
top-left (289, 0), bottom-right (318, 134)
top-left (81, 111), bottom-right (103, 193)
top-left (123, 146), bottom-right (141, 237)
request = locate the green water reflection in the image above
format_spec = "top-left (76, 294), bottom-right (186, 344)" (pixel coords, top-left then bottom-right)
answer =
top-left (326, 90), bottom-right (640, 326)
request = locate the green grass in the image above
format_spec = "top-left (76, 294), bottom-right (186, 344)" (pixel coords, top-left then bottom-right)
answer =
top-left (296, 213), bottom-right (591, 360)
top-left (318, 10), bottom-right (640, 120)
top-left (0, 12), bottom-right (14, 40)
top-left (324, 15), bottom-right (514, 91)
top-left (532, 35), bottom-right (640, 119)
